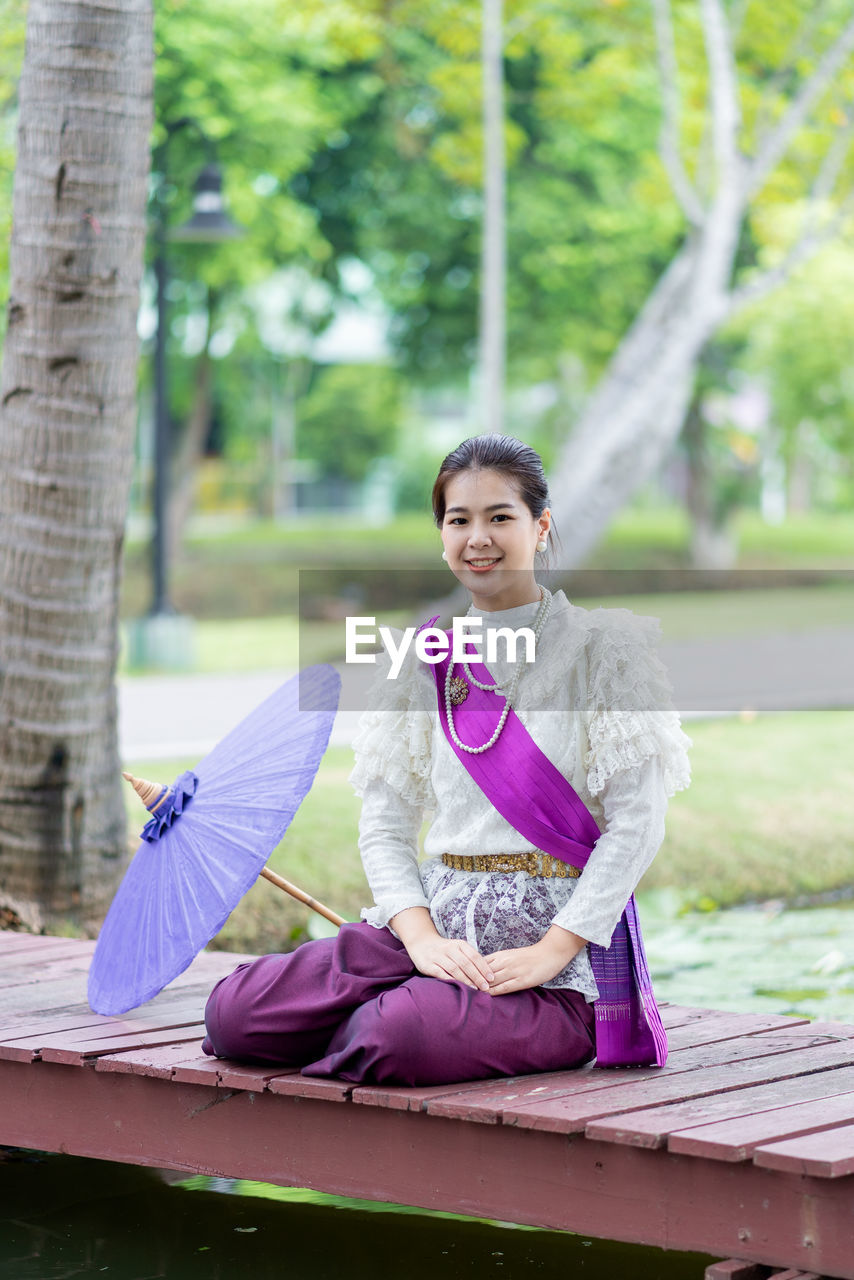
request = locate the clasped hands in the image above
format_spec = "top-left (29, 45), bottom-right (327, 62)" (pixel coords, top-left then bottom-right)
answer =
top-left (391, 908), bottom-right (586, 996)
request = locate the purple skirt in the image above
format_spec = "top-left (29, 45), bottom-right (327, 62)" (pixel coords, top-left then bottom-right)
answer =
top-left (202, 921), bottom-right (595, 1087)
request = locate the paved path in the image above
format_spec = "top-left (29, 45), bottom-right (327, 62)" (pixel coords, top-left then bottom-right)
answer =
top-left (119, 626), bottom-right (854, 761)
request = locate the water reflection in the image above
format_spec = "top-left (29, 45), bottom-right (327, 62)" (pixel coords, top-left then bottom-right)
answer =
top-left (643, 895), bottom-right (854, 1021)
top-left (0, 1150), bottom-right (713, 1279)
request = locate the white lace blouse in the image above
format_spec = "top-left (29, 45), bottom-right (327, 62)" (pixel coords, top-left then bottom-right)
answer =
top-left (348, 590), bottom-right (692, 1000)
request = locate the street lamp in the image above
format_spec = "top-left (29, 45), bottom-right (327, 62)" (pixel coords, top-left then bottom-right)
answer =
top-left (132, 122), bottom-right (243, 669)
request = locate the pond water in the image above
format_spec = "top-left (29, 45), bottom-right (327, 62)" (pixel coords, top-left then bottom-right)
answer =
top-left (641, 893), bottom-right (854, 1022)
top-left (3, 898), bottom-right (851, 1279)
top-left (0, 1151), bottom-right (714, 1280)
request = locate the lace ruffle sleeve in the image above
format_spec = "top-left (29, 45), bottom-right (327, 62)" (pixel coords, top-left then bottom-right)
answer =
top-left (348, 637), bottom-right (435, 810)
top-left (583, 609), bottom-right (691, 799)
top-left (348, 637), bottom-right (436, 931)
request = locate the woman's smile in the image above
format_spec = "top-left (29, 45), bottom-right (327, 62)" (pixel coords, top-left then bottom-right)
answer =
top-left (440, 468), bottom-right (548, 610)
top-left (465, 556), bottom-right (502, 570)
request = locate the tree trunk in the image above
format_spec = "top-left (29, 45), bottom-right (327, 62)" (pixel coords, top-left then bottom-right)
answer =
top-left (682, 386), bottom-right (737, 569)
top-left (0, 0), bottom-right (154, 930)
top-left (549, 187), bottom-right (744, 567)
top-left (479, 0), bottom-right (505, 434)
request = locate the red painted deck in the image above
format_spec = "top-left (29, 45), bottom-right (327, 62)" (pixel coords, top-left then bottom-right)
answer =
top-left (1, 932), bottom-right (853, 1279)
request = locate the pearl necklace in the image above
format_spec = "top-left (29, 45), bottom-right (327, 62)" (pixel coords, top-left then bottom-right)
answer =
top-left (444, 586), bottom-right (553, 754)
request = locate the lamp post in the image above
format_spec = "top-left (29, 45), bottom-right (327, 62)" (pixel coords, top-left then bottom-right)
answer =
top-left (132, 121), bottom-right (243, 668)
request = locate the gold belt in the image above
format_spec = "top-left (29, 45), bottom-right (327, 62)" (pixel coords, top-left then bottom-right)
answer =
top-left (441, 852), bottom-right (581, 879)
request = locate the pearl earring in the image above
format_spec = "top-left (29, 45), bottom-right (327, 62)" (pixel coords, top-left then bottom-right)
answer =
top-left (442, 551), bottom-right (448, 561)
top-left (536, 539), bottom-right (547, 553)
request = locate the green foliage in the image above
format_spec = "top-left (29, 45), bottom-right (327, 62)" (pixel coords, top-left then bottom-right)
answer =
top-left (6, 0), bottom-right (854, 492)
top-left (733, 237), bottom-right (854, 508)
top-left (0, 0), bottom-right (26, 331)
top-left (290, 0), bottom-right (682, 381)
top-left (295, 363), bottom-right (403, 480)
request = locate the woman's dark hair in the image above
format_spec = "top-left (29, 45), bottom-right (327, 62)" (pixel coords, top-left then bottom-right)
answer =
top-left (432, 433), bottom-right (551, 526)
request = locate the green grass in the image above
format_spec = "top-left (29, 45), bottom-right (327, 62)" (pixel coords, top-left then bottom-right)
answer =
top-left (125, 505), bottom-right (854, 564)
top-left (736, 509), bottom-right (854, 563)
top-left (119, 579), bottom-right (854, 674)
top-left (120, 507), bottom-right (854, 623)
top-left (134, 505), bottom-right (854, 566)
top-left (123, 708), bottom-right (854, 955)
top-left (575, 580), bottom-right (854, 640)
top-left (598, 506), bottom-right (854, 566)
top-left (641, 708), bottom-right (854, 909)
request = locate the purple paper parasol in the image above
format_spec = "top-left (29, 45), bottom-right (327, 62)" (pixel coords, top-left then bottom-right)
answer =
top-left (88, 664), bottom-right (341, 1016)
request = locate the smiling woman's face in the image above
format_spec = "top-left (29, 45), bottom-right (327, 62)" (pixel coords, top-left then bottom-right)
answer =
top-left (439, 468), bottom-right (550, 611)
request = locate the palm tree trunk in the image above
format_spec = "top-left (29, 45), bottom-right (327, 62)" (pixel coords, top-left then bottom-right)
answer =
top-left (0, 0), bottom-right (154, 930)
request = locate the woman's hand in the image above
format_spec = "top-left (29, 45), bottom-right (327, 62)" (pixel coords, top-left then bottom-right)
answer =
top-left (486, 926), bottom-right (586, 996)
top-left (390, 906), bottom-right (495, 992)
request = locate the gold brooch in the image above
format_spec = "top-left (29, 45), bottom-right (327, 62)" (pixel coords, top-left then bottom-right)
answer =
top-left (449, 676), bottom-right (469, 705)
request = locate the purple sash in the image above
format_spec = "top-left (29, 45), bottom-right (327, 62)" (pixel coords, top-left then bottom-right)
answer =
top-left (427, 643), bottom-right (667, 1068)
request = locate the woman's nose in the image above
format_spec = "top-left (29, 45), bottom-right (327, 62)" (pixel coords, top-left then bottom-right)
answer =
top-left (468, 524), bottom-right (492, 547)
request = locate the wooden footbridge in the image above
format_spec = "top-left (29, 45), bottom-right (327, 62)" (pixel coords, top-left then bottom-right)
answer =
top-left (1, 931), bottom-right (853, 1279)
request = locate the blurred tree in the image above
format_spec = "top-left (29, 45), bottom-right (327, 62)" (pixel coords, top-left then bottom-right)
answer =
top-left (142, 0), bottom-right (386, 545)
top-left (293, 1), bottom-right (854, 556)
top-left (548, 0), bottom-right (854, 564)
top-left (681, 342), bottom-right (762, 568)
top-left (291, 0), bottom-right (677, 384)
top-left (0, 0), bottom-right (153, 929)
top-left (738, 240), bottom-right (854, 513)
top-left (296, 363), bottom-right (403, 482)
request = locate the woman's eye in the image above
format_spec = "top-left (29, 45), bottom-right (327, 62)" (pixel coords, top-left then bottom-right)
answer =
top-left (492, 513), bottom-right (510, 522)
top-left (448, 517), bottom-right (467, 525)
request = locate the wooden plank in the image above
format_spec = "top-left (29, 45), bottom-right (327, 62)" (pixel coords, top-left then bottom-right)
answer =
top-left (354, 1024), bottom-right (823, 1122)
top-left (491, 1041), bottom-right (854, 1134)
top-left (0, 1003), bottom-right (101, 1036)
top-left (667, 1012), bottom-right (811, 1051)
top-left (169, 1057), bottom-right (223, 1086)
top-left (585, 1067), bottom-right (854, 1150)
top-left (95, 1047), bottom-right (301, 1091)
top-left (0, 961), bottom-right (244, 1023)
top-left (417, 1031), bottom-right (812, 1129)
top-left (95, 1044), bottom-right (218, 1079)
top-left (266, 1072), bottom-right (353, 1103)
top-left (0, 977), bottom-right (216, 1028)
top-left (0, 948), bottom-right (97, 987)
top-left (658, 1004), bottom-right (722, 1027)
top-left (2, 1058), bottom-right (853, 1279)
top-left (754, 1122), bottom-right (854, 1178)
top-left (352, 1076), bottom-right (525, 1113)
top-left (216, 1061), bottom-right (300, 1091)
top-left (669, 1027), bottom-right (849, 1068)
top-left (704, 1262), bottom-right (768, 1280)
top-left (669, 1091), bottom-right (854, 1162)
top-left (38, 1026), bottom-right (207, 1066)
top-left (1, 1008), bottom-right (206, 1049)
top-left (427, 1034), bottom-right (854, 1127)
top-left (0, 979), bottom-right (95, 1018)
top-left (767, 1271), bottom-right (825, 1280)
top-left (0, 998), bottom-right (209, 1042)
top-left (585, 1066), bottom-right (854, 1150)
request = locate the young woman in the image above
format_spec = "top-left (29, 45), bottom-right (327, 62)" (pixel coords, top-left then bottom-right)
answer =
top-left (202, 434), bottom-right (691, 1084)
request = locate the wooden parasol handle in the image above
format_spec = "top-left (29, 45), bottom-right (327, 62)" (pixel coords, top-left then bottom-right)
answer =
top-left (259, 867), bottom-right (346, 929)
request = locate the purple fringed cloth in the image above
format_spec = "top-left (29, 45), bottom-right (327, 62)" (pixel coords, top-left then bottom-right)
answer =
top-left (427, 644), bottom-right (668, 1068)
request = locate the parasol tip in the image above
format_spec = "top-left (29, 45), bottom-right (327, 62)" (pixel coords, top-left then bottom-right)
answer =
top-left (122, 771), bottom-right (171, 813)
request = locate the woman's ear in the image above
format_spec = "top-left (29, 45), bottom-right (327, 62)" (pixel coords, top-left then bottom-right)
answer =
top-left (538, 507), bottom-right (551, 539)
